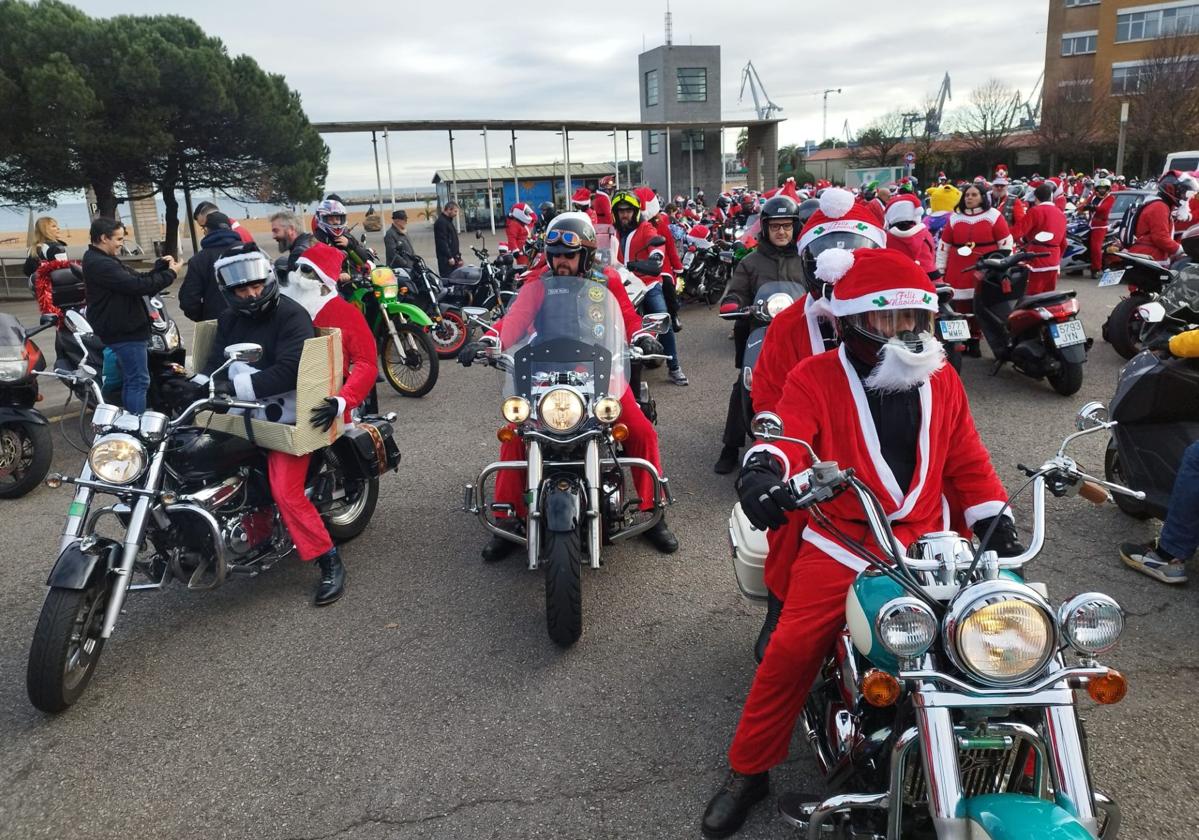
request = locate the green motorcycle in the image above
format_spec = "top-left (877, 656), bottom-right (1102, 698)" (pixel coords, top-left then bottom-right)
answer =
top-left (345, 268), bottom-right (439, 398)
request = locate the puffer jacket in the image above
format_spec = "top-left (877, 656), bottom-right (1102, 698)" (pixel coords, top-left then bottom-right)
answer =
top-left (722, 239), bottom-right (805, 308)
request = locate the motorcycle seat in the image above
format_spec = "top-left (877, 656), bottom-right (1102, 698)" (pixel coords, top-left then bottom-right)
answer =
top-left (1017, 289), bottom-right (1077, 308)
top-left (446, 266), bottom-right (482, 287)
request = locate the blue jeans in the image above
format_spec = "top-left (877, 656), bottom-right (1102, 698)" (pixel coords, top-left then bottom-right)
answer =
top-left (642, 283), bottom-right (679, 370)
top-left (1160, 441), bottom-right (1199, 559)
top-left (107, 340), bottom-right (150, 415)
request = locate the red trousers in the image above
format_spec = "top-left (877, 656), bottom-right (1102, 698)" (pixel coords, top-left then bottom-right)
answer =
top-left (267, 450), bottom-right (333, 562)
top-left (1025, 269), bottom-right (1059, 297)
top-left (728, 552), bottom-right (858, 774)
top-left (494, 389), bottom-right (662, 515)
top-left (762, 511), bottom-right (805, 599)
top-left (1089, 228), bottom-right (1108, 273)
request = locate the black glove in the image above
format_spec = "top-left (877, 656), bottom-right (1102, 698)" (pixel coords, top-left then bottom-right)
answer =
top-left (458, 341), bottom-right (485, 367)
top-left (212, 377), bottom-right (236, 398)
top-left (310, 397), bottom-right (341, 432)
top-left (635, 335), bottom-right (664, 357)
top-left (973, 514), bottom-right (1025, 558)
top-left (735, 453), bottom-right (797, 531)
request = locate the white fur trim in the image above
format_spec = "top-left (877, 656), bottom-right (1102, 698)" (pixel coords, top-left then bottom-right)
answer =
top-left (743, 443), bottom-right (791, 478)
top-left (803, 525), bottom-right (870, 572)
top-left (643, 195), bottom-right (661, 219)
top-left (885, 201), bottom-right (924, 226)
top-left (819, 188), bottom-right (855, 219)
top-left (831, 286), bottom-right (940, 317)
top-left (887, 222), bottom-right (926, 239)
top-left (295, 255), bottom-right (338, 289)
top-left (814, 248), bottom-right (855, 284)
top-left (964, 500), bottom-right (1009, 528)
top-left (334, 396), bottom-right (346, 417)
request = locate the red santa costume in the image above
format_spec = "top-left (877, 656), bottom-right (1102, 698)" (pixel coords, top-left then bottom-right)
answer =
top-left (935, 198), bottom-right (1013, 314)
top-left (726, 249), bottom-right (1009, 775)
top-left (884, 197), bottom-right (938, 275)
top-left (1088, 188), bottom-right (1116, 273)
top-left (271, 243), bottom-right (378, 561)
top-left (506, 203), bottom-right (536, 266)
top-left (1130, 196), bottom-right (1186, 265)
top-left (592, 191), bottom-right (614, 226)
top-left (1015, 199), bottom-right (1068, 295)
top-left (617, 192), bottom-right (671, 288)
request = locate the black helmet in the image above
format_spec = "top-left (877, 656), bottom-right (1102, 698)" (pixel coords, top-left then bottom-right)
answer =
top-left (1157, 170), bottom-right (1196, 208)
top-left (759, 195), bottom-right (801, 245)
top-left (215, 243), bottom-right (279, 319)
top-left (795, 198), bottom-right (821, 230)
top-left (538, 201), bottom-right (557, 222)
top-left (543, 212), bottom-right (598, 273)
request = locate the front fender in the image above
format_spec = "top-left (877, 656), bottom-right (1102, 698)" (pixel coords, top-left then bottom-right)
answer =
top-left (541, 480), bottom-right (580, 533)
top-left (46, 537), bottom-right (121, 590)
top-left (0, 406), bottom-right (47, 425)
top-left (387, 301), bottom-right (434, 327)
top-left (960, 794), bottom-right (1093, 840)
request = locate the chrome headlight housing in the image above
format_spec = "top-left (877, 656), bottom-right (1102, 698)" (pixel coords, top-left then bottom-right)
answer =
top-left (538, 388), bottom-right (585, 432)
top-left (594, 396), bottom-right (622, 424)
top-left (1058, 593), bottom-right (1124, 654)
top-left (945, 582), bottom-right (1056, 686)
top-left (88, 433), bottom-right (147, 484)
top-left (763, 292), bottom-right (794, 320)
top-left (501, 395), bottom-right (531, 424)
top-left (876, 597), bottom-right (938, 659)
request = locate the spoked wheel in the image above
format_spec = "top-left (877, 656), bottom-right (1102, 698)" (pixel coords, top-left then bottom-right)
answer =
top-left (430, 309), bottom-right (468, 358)
top-left (381, 318), bottom-right (439, 398)
top-left (0, 421), bottom-right (53, 499)
top-left (543, 529), bottom-right (583, 648)
top-left (27, 574), bottom-right (111, 713)
top-left (317, 448), bottom-right (380, 543)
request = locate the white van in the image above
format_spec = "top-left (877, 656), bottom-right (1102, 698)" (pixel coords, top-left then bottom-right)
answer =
top-left (1163, 151), bottom-right (1199, 174)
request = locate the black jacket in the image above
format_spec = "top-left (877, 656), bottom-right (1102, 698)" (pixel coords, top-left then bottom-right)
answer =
top-left (724, 240), bottom-right (806, 308)
top-left (23, 240), bottom-right (67, 278)
top-left (203, 295), bottom-right (315, 400)
top-left (180, 228), bottom-right (243, 322)
top-left (81, 246), bottom-right (176, 344)
top-left (433, 213), bottom-right (460, 275)
top-left (384, 226), bottom-right (416, 269)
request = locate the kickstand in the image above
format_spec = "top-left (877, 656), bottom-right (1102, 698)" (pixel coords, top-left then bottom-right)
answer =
top-left (989, 358), bottom-right (1006, 376)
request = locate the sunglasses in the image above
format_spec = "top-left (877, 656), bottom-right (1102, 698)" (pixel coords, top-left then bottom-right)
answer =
top-left (545, 229), bottom-right (589, 247)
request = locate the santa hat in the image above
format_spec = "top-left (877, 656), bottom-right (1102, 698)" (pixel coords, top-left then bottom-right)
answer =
top-left (296, 242), bottom-right (344, 290)
top-left (797, 187), bottom-right (887, 254)
top-left (571, 187), bottom-right (591, 207)
top-left (992, 164), bottom-right (1010, 186)
top-left (884, 198), bottom-right (925, 232)
top-left (510, 202), bottom-right (535, 225)
top-left (635, 186), bottom-right (660, 219)
top-left (1046, 177), bottom-right (1065, 198)
top-left (780, 178), bottom-right (802, 202)
top-left (937, 171), bottom-right (947, 182)
top-left (828, 248), bottom-right (938, 318)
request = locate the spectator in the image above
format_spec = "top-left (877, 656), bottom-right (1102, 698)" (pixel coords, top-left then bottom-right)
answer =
top-left (82, 218), bottom-right (178, 414)
top-left (179, 211), bottom-right (243, 322)
top-left (23, 216), bottom-right (68, 278)
top-left (434, 201), bottom-right (463, 277)
top-left (269, 209), bottom-right (314, 278)
top-left (384, 209), bottom-right (417, 270)
top-left (192, 200), bottom-right (254, 244)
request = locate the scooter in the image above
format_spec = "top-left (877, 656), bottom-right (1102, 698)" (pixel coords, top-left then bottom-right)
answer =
top-left (1099, 251), bottom-right (1179, 360)
top-left (718, 280), bottom-right (806, 430)
top-left (0, 313), bottom-right (57, 497)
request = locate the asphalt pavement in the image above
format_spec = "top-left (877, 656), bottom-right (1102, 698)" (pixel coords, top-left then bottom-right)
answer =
top-left (0, 264), bottom-right (1196, 840)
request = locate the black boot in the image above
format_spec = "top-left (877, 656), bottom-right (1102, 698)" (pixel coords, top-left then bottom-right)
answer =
top-left (314, 547), bottom-right (346, 607)
top-left (482, 520), bottom-right (523, 562)
top-left (753, 592), bottom-right (783, 664)
top-left (672, 314), bottom-right (683, 332)
top-left (644, 516), bottom-right (679, 554)
top-left (701, 770), bottom-right (770, 839)
top-left (714, 444), bottom-right (740, 475)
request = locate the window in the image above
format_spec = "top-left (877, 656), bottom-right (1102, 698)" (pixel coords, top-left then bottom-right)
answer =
top-left (1116, 4), bottom-right (1199, 42)
top-left (1064, 0), bottom-right (1099, 6)
top-left (676, 67), bottom-right (707, 102)
top-left (647, 131), bottom-right (660, 155)
top-left (681, 130), bottom-right (704, 152)
top-left (1112, 56), bottom-right (1199, 93)
top-left (1061, 31), bottom-right (1098, 56)
top-left (644, 70), bottom-right (659, 107)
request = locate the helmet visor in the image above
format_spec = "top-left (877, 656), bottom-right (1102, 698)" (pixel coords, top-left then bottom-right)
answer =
top-left (806, 233), bottom-right (879, 259)
top-left (217, 253), bottom-right (272, 289)
top-left (844, 309), bottom-right (934, 342)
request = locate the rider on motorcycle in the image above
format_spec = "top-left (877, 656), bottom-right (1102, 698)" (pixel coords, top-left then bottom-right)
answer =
top-left (701, 247), bottom-right (1021, 839)
top-left (1129, 171), bottom-right (1193, 267)
top-left (313, 198), bottom-right (375, 274)
top-left (459, 212), bottom-right (680, 559)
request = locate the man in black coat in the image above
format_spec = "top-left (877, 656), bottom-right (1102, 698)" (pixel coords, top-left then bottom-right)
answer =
top-left (384, 209), bottom-right (417, 270)
top-left (179, 212), bottom-right (243, 322)
top-left (433, 201), bottom-right (463, 277)
top-left (82, 218), bottom-right (177, 414)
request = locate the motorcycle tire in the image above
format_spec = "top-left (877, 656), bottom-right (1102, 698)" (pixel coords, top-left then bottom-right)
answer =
top-left (26, 575), bottom-right (110, 713)
top-left (1105, 294), bottom-right (1150, 361)
top-left (543, 529), bottom-right (583, 648)
top-left (382, 319), bottom-right (439, 398)
top-left (1104, 440), bottom-right (1152, 520)
top-left (319, 450), bottom-right (381, 544)
top-left (0, 420), bottom-right (53, 499)
top-left (1046, 359), bottom-right (1085, 396)
top-left (430, 309), bottom-right (468, 359)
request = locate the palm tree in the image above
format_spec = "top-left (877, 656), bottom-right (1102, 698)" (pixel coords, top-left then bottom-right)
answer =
top-left (778, 144), bottom-right (802, 175)
top-left (736, 128), bottom-right (748, 164)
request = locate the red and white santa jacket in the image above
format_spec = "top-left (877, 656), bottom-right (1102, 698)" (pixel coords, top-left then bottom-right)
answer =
top-left (1129, 197), bottom-right (1184, 265)
top-left (1089, 192), bottom-right (1116, 231)
top-left (935, 208), bottom-right (1014, 298)
top-left (312, 295), bottom-right (378, 422)
top-left (1015, 202), bottom-right (1068, 275)
top-left (651, 213), bottom-right (684, 274)
top-left (886, 225), bottom-right (938, 276)
top-left (617, 221), bottom-right (670, 287)
top-left (746, 345), bottom-right (1009, 572)
top-left (505, 217), bottom-right (532, 265)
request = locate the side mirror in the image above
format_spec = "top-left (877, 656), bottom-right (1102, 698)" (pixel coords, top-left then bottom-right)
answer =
top-left (1075, 401), bottom-right (1110, 431)
top-left (65, 309), bottom-right (93, 336)
top-left (1034, 230), bottom-right (1055, 243)
top-left (39, 313), bottom-right (59, 327)
top-left (648, 235), bottom-right (666, 247)
top-left (1137, 301), bottom-right (1167, 323)
top-left (750, 411), bottom-right (783, 441)
top-left (462, 306), bottom-right (490, 324)
top-left (225, 342), bottom-right (263, 364)
top-left (360, 233), bottom-right (367, 244)
top-left (640, 312), bottom-right (671, 335)
top-left (956, 245), bottom-right (973, 257)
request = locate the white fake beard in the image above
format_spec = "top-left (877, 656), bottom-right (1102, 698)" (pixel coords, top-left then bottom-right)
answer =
top-left (280, 271), bottom-right (333, 319)
top-left (864, 332), bottom-right (946, 394)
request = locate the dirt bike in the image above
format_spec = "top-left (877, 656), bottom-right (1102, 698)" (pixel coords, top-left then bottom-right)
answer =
top-left (345, 268), bottom-right (439, 398)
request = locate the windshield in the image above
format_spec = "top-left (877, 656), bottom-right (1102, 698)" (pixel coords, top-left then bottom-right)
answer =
top-left (1158, 265), bottom-right (1199, 317)
top-left (500, 272), bottom-right (628, 406)
top-left (752, 280), bottom-right (806, 313)
top-left (0, 313), bottom-right (25, 349)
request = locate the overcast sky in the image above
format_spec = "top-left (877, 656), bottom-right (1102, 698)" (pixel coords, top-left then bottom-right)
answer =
top-left (69, 0), bottom-right (1050, 192)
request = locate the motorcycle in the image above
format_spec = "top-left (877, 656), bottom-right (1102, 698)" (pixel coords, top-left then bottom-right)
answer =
top-left (1099, 251), bottom-right (1180, 360)
top-left (460, 281), bottom-right (674, 647)
top-left (25, 318), bottom-right (398, 713)
top-left (933, 283), bottom-right (968, 374)
top-left (729, 410), bottom-right (1136, 839)
top-left (345, 266), bottom-right (439, 398)
top-left (439, 239), bottom-right (519, 322)
top-left (962, 242), bottom-right (1091, 396)
top-left (1060, 216), bottom-right (1092, 276)
top-left (0, 312), bottom-right (58, 497)
top-left (393, 254), bottom-right (470, 359)
top-left (681, 237), bottom-right (736, 305)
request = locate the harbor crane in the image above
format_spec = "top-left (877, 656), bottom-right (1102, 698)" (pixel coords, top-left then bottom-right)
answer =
top-left (925, 72), bottom-right (952, 136)
top-left (1017, 71), bottom-right (1044, 129)
top-left (739, 61), bottom-right (783, 120)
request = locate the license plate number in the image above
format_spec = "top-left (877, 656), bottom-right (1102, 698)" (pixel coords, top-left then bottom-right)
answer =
top-left (1050, 320), bottom-right (1086, 347)
top-left (939, 319), bottom-right (970, 341)
top-left (1098, 269), bottom-right (1125, 287)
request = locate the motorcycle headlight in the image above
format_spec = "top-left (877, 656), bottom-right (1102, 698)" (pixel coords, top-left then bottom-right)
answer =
top-left (946, 583), bottom-right (1056, 686)
top-left (763, 292), bottom-right (794, 319)
top-left (876, 597), bottom-right (938, 659)
top-left (501, 396), bottom-right (531, 424)
top-left (0, 358), bottom-right (27, 382)
top-left (1058, 593), bottom-right (1124, 654)
top-left (379, 283), bottom-right (398, 299)
top-left (538, 388), bottom-right (584, 432)
top-left (594, 396), bottom-right (622, 424)
top-left (88, 433), bottom-right (147, 484)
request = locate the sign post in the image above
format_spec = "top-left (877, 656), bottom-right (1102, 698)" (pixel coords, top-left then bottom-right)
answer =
top-left (904, 151), bottom-right (916, 178)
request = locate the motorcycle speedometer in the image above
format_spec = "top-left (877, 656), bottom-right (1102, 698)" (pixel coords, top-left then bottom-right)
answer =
top-left (88, 433), bottom-right (148, 485)
top-left (763, 293), bottom-right (794, 319)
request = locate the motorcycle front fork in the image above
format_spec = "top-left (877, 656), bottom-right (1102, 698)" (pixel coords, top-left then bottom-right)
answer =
top-left (523, 438), bottom-right (601, 571)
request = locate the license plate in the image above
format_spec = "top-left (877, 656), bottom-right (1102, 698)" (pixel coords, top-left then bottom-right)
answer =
top-left (1098, 269), bottom-right (1125, 288)
top-left (939, 319), bottom-right (970, 341)
top-left (1050, 320), bottom-right (1086, 347)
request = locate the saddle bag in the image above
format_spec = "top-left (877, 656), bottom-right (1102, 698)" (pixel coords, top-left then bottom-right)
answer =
top-left (337, 416), bottom-right (401, 478)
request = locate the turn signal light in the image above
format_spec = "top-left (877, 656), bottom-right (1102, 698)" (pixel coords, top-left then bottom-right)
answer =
top-left (861, 669), bottom-right (901, 707)
top-left (497, 426), bottom-right (517, 443)
top-left (1087, 669), bottom-right (1127, 705)
top-left (44, 475), bottom-right (62, 489)
top-left (611, 423), bottom-right (629, 442)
